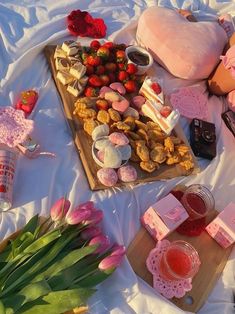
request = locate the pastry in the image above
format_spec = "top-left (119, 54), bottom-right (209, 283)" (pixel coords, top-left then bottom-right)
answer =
top-left (117, 165), bottom-right (137, 182)
top-left (55, 57), bottom-right (70, 71)
top-left (124, 131), bottom-right (141, 141)
top-left (148, 129), bottom-right (166, 142)
top-left (104, 146), bottom-right (122, 168)
top-left (56, 70), bottom-right (75, 85)
top-left (180, 159), bottom-right (194, 171)
top-left (146, 121), bottom-right (162, 131)
top-left (97, 168), bottom-right (118, 187)
top-left (69, 62), bottom-right (86, 80)
top-left (136, 141), bottom-right (150, 161)
top-left (169, 136), bottom-right (182, 145)
top-left (97, 110), bottom-right (110, 124)
top-left (62, 40), bottom-right (81, 56)
top-left (68, 54), bottom-right (82, 65)
top-left (135, 119), bottom-right (148, 132)
top-left (150, 147), bottom-right (167, 163)
top-left (164, 137), bottom-right (174, 153)
top-left (140, 160), bottom-right (159, 173)
top-left (123, 116), bottom-right (136, 130)
top-left (83, 119), bottom-right (99, 136)
top-left (175, 144), bottom-right (190, 156)
top-left (116, 144), bottom-right (132, 161)
top-left (109, 132), bottom-right (129, 146)
top-left (108, 108), bottom-right (121, 122)
top-left (76, 108), bottom-right (97, 120)
top-left (137, 128), bottom-right (149, 142)
top-left (166, 152), bottom-right (181, 165)
top-left (54, 45), bottom-right (67, 59)
top-left (111, 121), bottom-right (131, 131)
top-left (92, 124), bottom-right (109, 141)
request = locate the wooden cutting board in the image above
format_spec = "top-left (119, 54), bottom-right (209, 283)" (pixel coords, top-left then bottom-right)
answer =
top-left (44, 45), bottom-right (200, 190)
top-left (127, 189), bottom-right (233, 313)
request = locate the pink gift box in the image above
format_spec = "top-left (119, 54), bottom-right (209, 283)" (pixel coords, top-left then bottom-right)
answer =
top-left (206, 202), bottom-right (235, 248)
top-left (141, 193), bottom-right (189, 241)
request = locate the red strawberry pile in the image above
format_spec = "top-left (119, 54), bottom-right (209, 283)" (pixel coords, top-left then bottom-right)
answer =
top-left (78, 40), bottom-right (143, 97)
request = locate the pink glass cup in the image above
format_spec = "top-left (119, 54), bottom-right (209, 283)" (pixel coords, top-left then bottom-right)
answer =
top-left (181, 184), bottom-right (215, 221)
top-left (159, 240), bottom-right (201, 281)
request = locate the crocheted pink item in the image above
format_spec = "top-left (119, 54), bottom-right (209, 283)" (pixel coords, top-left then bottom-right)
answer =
top-left (146, 240), bottom-right (192, 299)
top-left (220, 45), bottom-right (235, 79)
top-left (170, 86), bottom-right (208, 120)
top-left (0, 106), bottom-right (34, 148)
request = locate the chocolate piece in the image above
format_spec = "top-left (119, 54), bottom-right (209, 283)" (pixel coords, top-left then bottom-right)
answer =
top-left (55, 57), bottom-right (71, 71)
top-left (69, 62), bottom-right (86, 80)
top-left (56, 70), bottom-right (75, 85)
top-left (54, 45), bottom-right (67, 59)
top-left (67, 78), bottom-right (87, 97)
top-left (62, 40), bottom-right (81, 56)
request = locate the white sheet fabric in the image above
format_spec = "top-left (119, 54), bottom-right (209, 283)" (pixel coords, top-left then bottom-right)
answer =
top-left (0, 0), bottom-right (235, 313)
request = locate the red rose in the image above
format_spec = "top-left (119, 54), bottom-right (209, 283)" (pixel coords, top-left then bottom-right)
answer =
top-left (67, 9), bottom-right (107, 38)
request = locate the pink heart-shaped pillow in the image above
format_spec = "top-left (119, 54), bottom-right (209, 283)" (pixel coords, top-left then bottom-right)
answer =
top-left (136, 7), bottom-right (227, 80)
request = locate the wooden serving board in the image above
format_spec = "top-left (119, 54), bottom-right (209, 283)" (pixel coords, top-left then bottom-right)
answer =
top-left (44, 45), bottom-right (199, 190)
top-left (127, 189), bottom-right (233, 313)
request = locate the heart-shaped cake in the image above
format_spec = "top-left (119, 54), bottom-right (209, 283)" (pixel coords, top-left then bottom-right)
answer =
top-left (136, 7), bottom-right (227, 80)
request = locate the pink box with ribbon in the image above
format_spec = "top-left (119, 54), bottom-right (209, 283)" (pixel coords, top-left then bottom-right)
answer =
top-left (141, 193), bottom-right (189, 241)
top-left (206, 202), bottom-right (235, 248)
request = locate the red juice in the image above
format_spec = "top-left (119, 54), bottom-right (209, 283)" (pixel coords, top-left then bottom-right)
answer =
top-left (159, 248), bottom-right (192, 280)
top-left (186, 193), bottom-right (207, 215)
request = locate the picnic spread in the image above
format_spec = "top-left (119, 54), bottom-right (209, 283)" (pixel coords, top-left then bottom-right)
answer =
top-left (0, 1), bottom-right (235, 314)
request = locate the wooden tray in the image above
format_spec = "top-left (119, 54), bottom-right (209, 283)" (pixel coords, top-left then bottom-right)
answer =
top-left (127, 189), bottom-right (233, 313)
top-left (44, 45), bottom-right (199, 190)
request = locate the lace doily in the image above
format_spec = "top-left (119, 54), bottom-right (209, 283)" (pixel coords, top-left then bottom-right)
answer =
top-left (170, 86), bottom-right (208, 120)
top-left (146, 240), bottom-right (192, 299)
top-left (0, 106), bottom-right (34, 147)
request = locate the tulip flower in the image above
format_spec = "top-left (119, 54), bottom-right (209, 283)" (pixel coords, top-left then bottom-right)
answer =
top-left (98, 254), bottom-right (124, 274)
top-left (110, 244), bottom-right (126, 257)
top-left (50, 197), bottom-right (71, 222)
top-left (83, 210), bottom-right (103, 226)
top-left (78, 201), bottom-right (95, 211)
top-left (65, 209), bottom-right (91, 225)
top-left (89, 235), bottom-right (110, 254)
top-left (80, 226), bottom-right (102, 240)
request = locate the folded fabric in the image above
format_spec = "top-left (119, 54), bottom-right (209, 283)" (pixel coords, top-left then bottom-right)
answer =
top-left (67, 9), bottom-right (107, 38)
top-left (220, 45), bottom-right (235, 79)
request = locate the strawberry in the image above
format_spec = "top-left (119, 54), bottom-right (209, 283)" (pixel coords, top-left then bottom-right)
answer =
top-left (96, 65), bottom-right (105, 75)
top-left (160, 106), bottom-right (172, 118)
top-left (84, 86), bottom-right (99, 97)
top-left (118, 71), bottom-right (129, 82)
top-left (90, 40), bottom-right (101, 51)
top-left (116, 50), bottom-right (126, 63)
top-left (126, 63), bottom-right (137, 75)
top-left (96, 99), bottom-right (109, 111)
top-left (102, 42), bottom-right (115, 50)
top-left (124, 80), bottom-right (137, 93)
top-left (115, 43), bottom-right (127, 50)
top-left (104, 62), bottom-right (117, 72)
top-left (97, 46), bottom-right (110, 59)
top-left (81, 52), bottom-right (89, 61)
top-left (87, 55), bottom-right (101, 66)
top-left (151, 82), bottom-right (162, 95)
top-left (100, 74), bottom-right (110, 86)
top-left (118, 63), bottom-right (126, 70)
top-left (108, 72), bottom-right (116, 83)
top-left (88, 74), bottom-right (103, 87)
top-left (86, 65), bottom-right (94, 75)
top-left (0, 184), bottom-right (6, 193)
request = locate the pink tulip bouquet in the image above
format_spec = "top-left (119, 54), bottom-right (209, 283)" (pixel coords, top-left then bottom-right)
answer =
top-left (0, 198), bottom-right (125, 314)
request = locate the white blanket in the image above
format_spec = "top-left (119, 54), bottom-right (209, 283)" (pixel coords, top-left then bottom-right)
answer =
top-left (0, 0), bottom-right (234, 313)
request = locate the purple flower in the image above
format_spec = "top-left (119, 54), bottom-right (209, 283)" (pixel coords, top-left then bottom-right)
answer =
top-left (50, 197), bottom-right (71, 222)
top-left (89, 235), bottom-right (110, 254)
top-left (83, 210), bottom-right (103, 226)
top-left (98, 254), bottom-right (124, 273)
top-left (80, 226), bottom-right (102, 240)
top-left (65, 209), bottom-right (91, 225)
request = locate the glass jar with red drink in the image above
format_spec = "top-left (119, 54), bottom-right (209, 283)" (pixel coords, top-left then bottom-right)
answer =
top-left (181, 184), bottom-right (215, 221)
top-left (159, 240), bottom-right (201, 281)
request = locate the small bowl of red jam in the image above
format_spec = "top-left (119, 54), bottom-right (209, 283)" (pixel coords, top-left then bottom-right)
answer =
top-left (125, 45), bottom-right (153, 75)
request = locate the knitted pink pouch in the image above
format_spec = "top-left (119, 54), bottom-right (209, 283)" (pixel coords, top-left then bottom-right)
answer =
top-left (220, 45), bottom-right (235, 79)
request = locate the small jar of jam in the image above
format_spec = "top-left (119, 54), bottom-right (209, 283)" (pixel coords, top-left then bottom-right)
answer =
top-left (181, 184), bottom-right (215, 221)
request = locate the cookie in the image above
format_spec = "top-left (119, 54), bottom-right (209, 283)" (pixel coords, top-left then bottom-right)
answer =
top-left (123, 116), bottom-right (136, 130)
top-left (166, 152), bottom-right (181, 165)
top-left (77, 108), bottom-right (97, 119)
top-left (135, 120), bottom-right (148, 132)
top-left (108, 108), bottom-right (121, 122)
top-left (97, 168), bottom-right (118, 187)
top-left (97, 110), bottom-right (110, 124)
top-left (148, 129), bottom-right (166, 142)
top-left (164, 137), bottom-right (174, 153)
top-left (175, 144), bottom-right (190, 156)
top-left (117, 165), bottom-right (137, 182)
top-left (150, 147), bottom-right (167, 164)
top-left (111, 121), bottom-right (131, 131)
top-left (179, 159), bottom-right (194, 171)
top-left (140, 160), bottom-right (159, 173)
top-left (83, 119), bottom-right (99, 136)
top-left (136, 142), bottom-right (150, 161)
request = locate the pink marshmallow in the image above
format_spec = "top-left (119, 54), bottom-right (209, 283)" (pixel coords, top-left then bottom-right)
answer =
top-left (110, 82), bottom-right (126, 95)
top-left (97, 168), bottom-right (118, 187)
top-left (109, 132), bottom-right (129, 146)
top-left (117, 165), bottom-right (138, 182)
